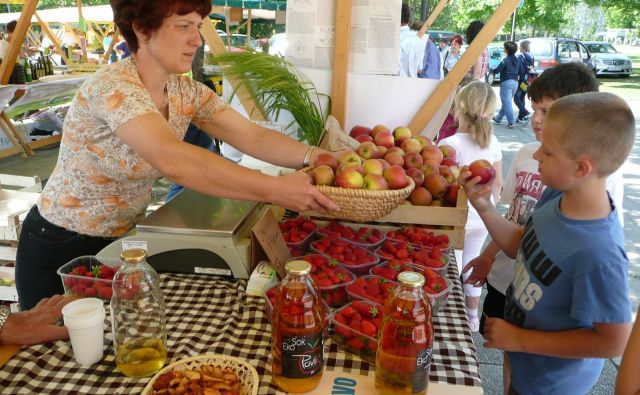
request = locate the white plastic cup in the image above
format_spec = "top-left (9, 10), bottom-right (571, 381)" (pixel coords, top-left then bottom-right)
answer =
top-left (62, 298), bottom-right (105, 367)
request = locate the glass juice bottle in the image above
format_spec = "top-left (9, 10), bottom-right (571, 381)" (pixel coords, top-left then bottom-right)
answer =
top-left (272, 260), bottom-right (325, 393)
top-left (111, 248), bottom-right (167, 377)
top-left (375, 271), bottom-right (434, 395)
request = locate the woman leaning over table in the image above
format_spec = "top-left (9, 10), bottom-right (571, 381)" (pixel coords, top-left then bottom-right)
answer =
top-left (15, 0), bottom-right (339, 310)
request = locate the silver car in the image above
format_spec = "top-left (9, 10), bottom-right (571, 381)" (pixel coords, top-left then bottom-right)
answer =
top-left (583, 41), bottom-right (633, 77)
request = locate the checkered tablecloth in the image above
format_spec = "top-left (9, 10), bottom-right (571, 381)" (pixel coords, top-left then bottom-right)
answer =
top-left (0, 257), bottom-right (480, 394)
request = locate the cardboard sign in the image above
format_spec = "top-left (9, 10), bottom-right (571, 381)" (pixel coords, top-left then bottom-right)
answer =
top-left (251, 208), bottom-right (291, 278)
top-left (319, 115), bottom-right (359, 152)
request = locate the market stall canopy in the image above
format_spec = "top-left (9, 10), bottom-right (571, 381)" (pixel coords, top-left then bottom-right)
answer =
top-left (0, 4), bottom-right (113, 24)
top-left (212, 0), bottom-right (286, 11)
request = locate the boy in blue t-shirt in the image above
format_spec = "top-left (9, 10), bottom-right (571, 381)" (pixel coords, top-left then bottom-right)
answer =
top-left (460, 91), bottom-right (634, 394)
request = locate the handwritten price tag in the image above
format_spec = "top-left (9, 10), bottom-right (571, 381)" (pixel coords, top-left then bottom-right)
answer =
top-left (251, 209), bottom-right (291, 278)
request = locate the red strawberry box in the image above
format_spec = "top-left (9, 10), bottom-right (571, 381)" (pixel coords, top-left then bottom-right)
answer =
top-left (400, 264), bottom-right (452, 313)
top-left (385, 227), bottom-right (448, 248)
top-left (310, 237), bottom-right (380, 276)
top-left (317, 221), bottom-right (385, 250)
top-left (375, 240), bottom-right (450, 275)
top-left (279, 216), bottom-right (317, 256)
top-left (57, 256), bottom-right (120, 302)
top-left (345, 275), bottom-right (397, 306)
top-left (263, 283), bottom-right (330, 338)
top-left (369, 259), bottom-right (414, 281)
top-left (332, 300), bottom-right (383, 362)
top-left (288, 254), bottom-right (356, 308)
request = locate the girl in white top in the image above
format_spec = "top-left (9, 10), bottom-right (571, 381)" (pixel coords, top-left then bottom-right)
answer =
top-left (438, 81), bottom-right (503, 332)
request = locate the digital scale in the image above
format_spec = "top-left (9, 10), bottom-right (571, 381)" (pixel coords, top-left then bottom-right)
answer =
top-left (97, 189), bottom-right (266, 279)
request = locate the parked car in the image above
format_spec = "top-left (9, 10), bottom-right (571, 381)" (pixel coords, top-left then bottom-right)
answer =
top-left (218, 30), bottom-right (260, 52)
top-left (486, 43), bottom-right (505, 84)
top-left (268, 33), bottom-right (288, 57)
top-left (582, 41), bottom-right (632, 77)
top-left (525, 37), bottom-right (595, 76)
top-left (427, 30), bottom-right (459, 45)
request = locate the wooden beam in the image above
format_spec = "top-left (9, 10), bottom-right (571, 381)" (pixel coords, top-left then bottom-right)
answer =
top-left (35, 12), bottom-right (72, 66)
top-left (27, 134), bottom-right (61, 150)
top-left (0, 0), bottom-right (37, 85)
top-left (100, 29), bottom-right (119, 64)
top-left (418, 0), bottom-right (450, 38)
top-left (409, 0), bottom-right (521, 137)
top-left (200, 17), bottom-right (267, 121)
top-left (330, 0), bottom-right (352, 127)
top-left (0, 112), bottom-right (34, 156)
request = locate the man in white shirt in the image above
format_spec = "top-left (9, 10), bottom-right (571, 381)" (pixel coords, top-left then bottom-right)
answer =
top-left (0, 20), bottom-right (17, 60)
top-left (398, 3), bottom-right (425, 78)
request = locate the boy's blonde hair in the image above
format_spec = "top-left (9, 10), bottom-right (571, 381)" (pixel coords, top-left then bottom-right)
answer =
top-left (547, 92), bottom-right (635, 177)
top-left (454, 80), bottom-right (496, 149)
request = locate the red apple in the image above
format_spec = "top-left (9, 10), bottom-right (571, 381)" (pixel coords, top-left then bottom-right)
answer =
top-left (338, 164), bottom-right (365, 175)
top-left (387, 146), bottom-right (405, 156)
top-left (416, 135), bottom-right (434, 149)
top-left (422, 163), bottom-right (439, 179)
top-left (357, 142), bottom-right (378, 160)
top-left (371, 124), bottom-right (391, 138)
top-left (335, 167), bottom-right (364, 189)
top-left (401, 138), bottom-right (423, 154)
top-left (314, 153), bottom-right (339, 170)
top-left (469, 159), bottom-right (495, 184)
top-left (439, 145), bottom-right (457, 160)
top-left (424, 174), bottom-right (448, 198)
top-left (355, 134), bottom-right (374, 143)
top-left (312, 165), bottom-right (335, 186)
top-left (339, 150), bottom-right (362, 167)
top-left (374, 145), bottom-right (388, 159)
top-left (362, 159), bottom-right (385, 176)
top-left (384, 152), bottom-right (405, 167)
top-left (393, 126), bottom-right (413, 145)
top-left (445, 183), bottom-right (459, 206)
top-left (404, 152), bottom-right (424, 169)
top-left (350, 125), bottom-right (372, 139)
top-left (363, 174), bottom-right (388, 190)
top-left (421, 145), bottom-right (444, 165)
top-left (430, 198), bottom-right (444, 207)
top-left (406, 167), bottom-right (425, 186)
top-left (442, 157), bottom-right (459, 167)
top-left (410, 187), bottom-right (433, 206)
top-left (383, 165), bottom-right (410, 190)
top-left (438, 165), bottom-right (456, 184)
top-left (374, 130), bottom-right (395, 148)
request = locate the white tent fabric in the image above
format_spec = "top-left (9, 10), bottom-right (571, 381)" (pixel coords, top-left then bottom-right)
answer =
top-left (0, 5), bottom-right (113, 24)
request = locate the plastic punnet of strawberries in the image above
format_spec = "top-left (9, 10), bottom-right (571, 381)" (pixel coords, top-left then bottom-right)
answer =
top-left (386, 227), bottom-right (449, 250)
top-left (311, 237), bottom-right (379, 276)
top-left (333, 300), bottom-right (383, 362)
top-left (346, 275), bottom-right (397, 306)
top-left (318, 221), bottom-right (384, 247)
top-left (62, 263), bottom-right (116, 301)
top-left (279, 216), bottom-right (317, 244)
top-left (291, 254), bottom-right (356, 308)
top-left (375, 240), bottom-right (447, 271)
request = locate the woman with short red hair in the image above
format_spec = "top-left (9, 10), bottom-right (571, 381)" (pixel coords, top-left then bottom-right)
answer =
top-left (443, 34), bottom-right (463, 76)
top-left (15, 0), bottom-right (339, 310)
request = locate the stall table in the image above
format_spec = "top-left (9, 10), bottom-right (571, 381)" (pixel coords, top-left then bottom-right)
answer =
top-left (0, 258), bottom-right (481, 393)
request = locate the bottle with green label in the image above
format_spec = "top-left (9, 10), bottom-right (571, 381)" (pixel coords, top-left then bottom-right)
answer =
top-left (375, 271), bottom-right (433, 394)
top-left (272, 260), bottom-right (325, 393)
top-left (23, 59), bottom-right (32, 83)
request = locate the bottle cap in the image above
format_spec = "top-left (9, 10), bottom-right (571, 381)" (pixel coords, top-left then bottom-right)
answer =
top-left (285, 260), bottom-right (312, 275)
top-left (397, 271), bottom-right (425, 288)
top-left (121, 248), bottom-right (147, 263)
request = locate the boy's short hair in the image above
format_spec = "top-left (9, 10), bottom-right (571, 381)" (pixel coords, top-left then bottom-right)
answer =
top-left (528, 63), bottom-right (598, 102)
top-left (6, 20), bottom-right (16, 34)
top-left (401, 3), bottom-right (411, 25)
top-left (410, 20), bottom-right (423, 31)
top-left (547, 92), bottom-right (635, 177)
top-left (519, 40), bottom-right (530, 53)
top-left (504, 41), bottom-right (517, 56)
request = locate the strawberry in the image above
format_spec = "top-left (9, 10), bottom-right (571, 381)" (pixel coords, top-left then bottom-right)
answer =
top-left (361, 320), bottom-right (377, 337)
top-left (84, 287), bottom-right (97, 297)
top-left (347, 337), bottom-right (364, 350)
top-left (72, 266), bottom-right (89, 276)
top-left (98, 287), bottom-right (113, 299)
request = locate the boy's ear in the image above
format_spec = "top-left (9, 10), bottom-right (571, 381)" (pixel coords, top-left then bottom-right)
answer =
top-left (574, 156), bottom-right (594, 179)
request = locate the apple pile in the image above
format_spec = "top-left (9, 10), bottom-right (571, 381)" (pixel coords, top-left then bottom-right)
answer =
top-left (311, 237), bottom-right (379, 275)
top-left (333, 300), bottom-right (383, 362)
top-left (346, 275), bottom-right (396, 306)
top-left (317, 221), bottom-right (384, 247)
top-left (293, 254), bottom-right (356, 307)
top-left (385, 227), bottom-right (450, 250)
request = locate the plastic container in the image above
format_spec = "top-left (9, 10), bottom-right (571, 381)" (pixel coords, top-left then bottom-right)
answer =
top-left (280, 217), bottom-right (317, 257)
top-left (385, 228), bottom-right (450, 251)
top-left (311, 238), bottom-right (380, 276)
top-left (400, 264), bottom-right (452, 313)
top-left (62, 298), bottom-right (105, 367)
top-left (287, 255), bottom-right (356, 308)
top-left (345, 275), bottom-right (398, 306)
top-left (332, 300), bottom-right (383, 363)
top-left (317, 222), bottom-right (386, 251)
top-left (285, 229), bottom-right (316, 257)
top-left (57, 255), bottom-right (120, 302)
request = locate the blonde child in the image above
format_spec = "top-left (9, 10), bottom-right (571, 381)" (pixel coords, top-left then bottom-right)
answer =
top-left (460, 92), bottom-right (634, 394)
top-left (438, 80), bottom-right (502, 331)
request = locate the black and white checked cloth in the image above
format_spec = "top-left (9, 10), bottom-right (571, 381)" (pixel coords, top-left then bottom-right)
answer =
top-left (0, 257), bottom-right (481, 394)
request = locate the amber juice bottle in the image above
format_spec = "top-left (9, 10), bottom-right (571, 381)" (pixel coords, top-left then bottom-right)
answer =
top-left (272, 260), bottom-right (325, 393)
top-left (375, 271), bottom-right (434, 395)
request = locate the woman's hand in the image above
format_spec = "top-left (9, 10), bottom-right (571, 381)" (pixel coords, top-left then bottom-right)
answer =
top-left (272, 171), bottom-right (340, 213)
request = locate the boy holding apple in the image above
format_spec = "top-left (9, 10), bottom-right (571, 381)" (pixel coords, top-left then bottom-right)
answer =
top-left (460, 91), bottom-right (634, 394)
top-left (463, 63), bottom-right (626, 392)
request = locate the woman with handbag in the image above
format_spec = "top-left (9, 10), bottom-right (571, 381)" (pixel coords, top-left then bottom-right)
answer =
top-left (443, 35), bottom-right (463, 77)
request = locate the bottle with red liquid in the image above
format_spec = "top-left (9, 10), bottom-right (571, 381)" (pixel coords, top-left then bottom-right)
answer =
top-left (272, 260), bottom-right (325, 393)
top-left (375, 271), bottom-right (433, 394)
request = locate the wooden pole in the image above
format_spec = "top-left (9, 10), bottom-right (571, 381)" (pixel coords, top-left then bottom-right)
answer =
top-left (409, 0), bottom-right (521, 137)
top-left (0, 112), bottom-right (33, 156)
top-left (76, 0), bottom-right (88, 63)
top-left (330, 0), bottom-right (352, 127)
top-left (247, 9), bottom-right (251, 47)
top-left (0, 0), bottom-right (38, 84)
top-left (34, 12), bottom-right (72, 65)
top-left (200, 17), bottom-right (267, 121)
top-left (100, 29), bottom-right (119, 64)
top-left (418, 0), bottom-right (449, 38)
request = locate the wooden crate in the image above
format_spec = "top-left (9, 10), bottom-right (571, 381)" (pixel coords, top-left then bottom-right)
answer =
top-left (303, 189), bottom-right (468, 250)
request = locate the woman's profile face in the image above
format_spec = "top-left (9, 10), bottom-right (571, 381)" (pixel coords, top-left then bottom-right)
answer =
top-left (139, 12), bottom-right (204, 74)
